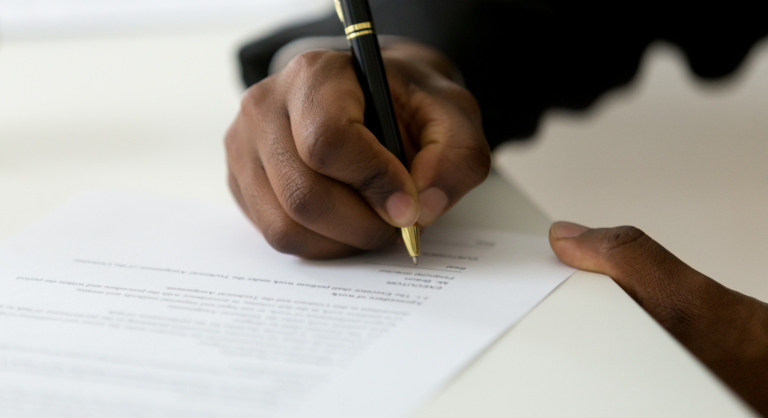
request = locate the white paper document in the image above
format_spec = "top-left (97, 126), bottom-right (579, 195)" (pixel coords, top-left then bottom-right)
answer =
top-left (0, 192), bottom-right (574, 418)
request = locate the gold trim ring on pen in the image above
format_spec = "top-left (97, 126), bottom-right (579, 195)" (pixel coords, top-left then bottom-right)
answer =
top-left (344, 21), bottom-right (372, 34)
top-left (346, 29), bottom-right (375, 40)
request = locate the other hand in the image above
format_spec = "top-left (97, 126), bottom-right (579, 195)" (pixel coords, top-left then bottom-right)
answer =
top-left (550, 222), bottom-right (768, 415)
top-left (225, 43), bottom-right (490, 258)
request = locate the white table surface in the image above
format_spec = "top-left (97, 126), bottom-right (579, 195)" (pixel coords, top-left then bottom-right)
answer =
top-left (0, 29), bottom-right (757, 417)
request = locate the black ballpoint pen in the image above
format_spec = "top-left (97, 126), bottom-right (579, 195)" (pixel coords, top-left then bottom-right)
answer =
top-left (334, 0), bottom-right (420, 264)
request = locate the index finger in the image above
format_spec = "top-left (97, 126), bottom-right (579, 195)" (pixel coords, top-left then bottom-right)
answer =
top-left (284, 51), bottom-right (421, 228)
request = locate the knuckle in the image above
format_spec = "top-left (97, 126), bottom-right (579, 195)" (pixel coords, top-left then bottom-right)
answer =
top-left (240, 80), bottom-right (274, 116)
top-left (352, 160), bottom-right (393, 201)
top-left (445, 85), bottom-right (485, 125)
top-left (601, 226), bottom-right (660, 274)
top-left (224, 119), bottom-right (258, 178)
top-left (226, 94), bottom-right (267, 170)
top-left (597, 226), bottom-right (702, 334)
top-left (300, 122), bottom-right (346, 171)
top-left (445, 84), bottom-right (481, 113)
top-left (284, 50), bottom-right (347, 86)
top-left (223, 123), bottom-right (239, 157)
top-left (285, 50), bottom-right (328, 75)
top-left (467, 140), bottom-right (492, 183)
top-left (454, 139), bottom-right (491, 186)
top-left (443, 84), bottom-right (475, 103)
top-left (603, 226), bottom-right (649, 251)
top-left (282, 177), bottom-right (333, 224)
top-left (227, 171), bottom-right (240, 199)
top-left (224, 118), bottom-right (253, 161)
top-left (263, 219), bottom-right (304, 255)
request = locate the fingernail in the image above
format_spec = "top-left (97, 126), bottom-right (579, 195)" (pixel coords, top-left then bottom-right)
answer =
top-left (417, 187), bottom-right (448, 226)
top-left (550, 221), bottom-right (589, 239)
top-left (385, 192), bottom-right (419, 227)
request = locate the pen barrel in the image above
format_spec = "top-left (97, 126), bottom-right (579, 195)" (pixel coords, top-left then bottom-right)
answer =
top-left (339, 0), bottom-right (407, 167)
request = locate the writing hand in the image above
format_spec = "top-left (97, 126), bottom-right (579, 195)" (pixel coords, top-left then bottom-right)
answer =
top-left (226, 43), bottom-right (490, 258)
top-left (550, 222), bottom-right (768, 415)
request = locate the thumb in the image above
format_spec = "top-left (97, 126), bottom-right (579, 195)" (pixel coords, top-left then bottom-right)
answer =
top-left (550, 222), bottom-right (768, 415)
top-left (548, 221), bottom-right (717, 327)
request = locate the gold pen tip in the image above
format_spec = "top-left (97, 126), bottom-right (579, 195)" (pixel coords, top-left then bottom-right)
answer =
top-left (412, 256), bottom-right (418, 265)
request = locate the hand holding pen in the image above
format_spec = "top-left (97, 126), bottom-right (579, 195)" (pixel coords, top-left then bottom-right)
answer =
top-left (225, 12), bottom-right (490, 260)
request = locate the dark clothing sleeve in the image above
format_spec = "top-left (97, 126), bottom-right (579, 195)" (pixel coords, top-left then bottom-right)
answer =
top-left (239, 0), bottom-right (768, 149)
